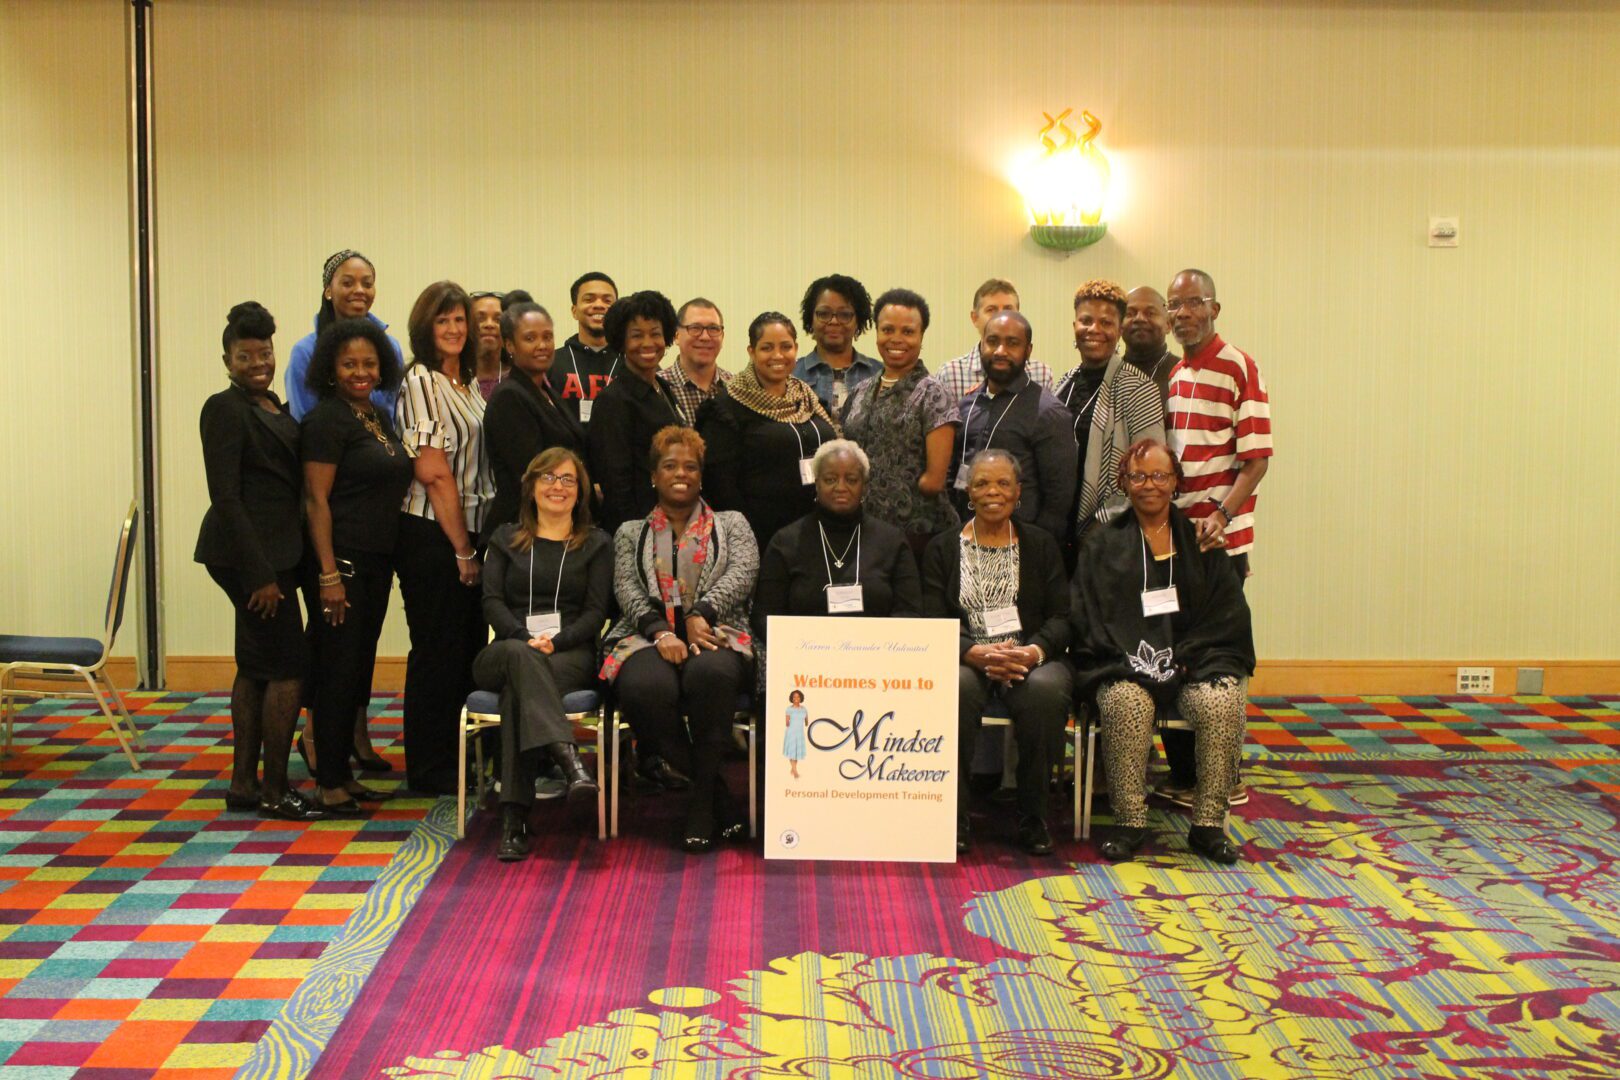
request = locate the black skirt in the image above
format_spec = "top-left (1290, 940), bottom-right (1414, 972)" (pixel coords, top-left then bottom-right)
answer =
top-left (206, 565), bottom-right (309, 681)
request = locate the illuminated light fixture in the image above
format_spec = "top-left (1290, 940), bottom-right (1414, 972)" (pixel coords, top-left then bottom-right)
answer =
top-left (1021, 108), bottom-right (1111, 252)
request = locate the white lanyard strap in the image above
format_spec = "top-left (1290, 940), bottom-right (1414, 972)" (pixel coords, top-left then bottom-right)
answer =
top-left (528, 541), bottom-right (567, 615)
top-left (819, 522), bottom-right (861, 586)
top-left (568, 344), bottom-right (620, 387)
top-left (789, 418), bottom-right (823, 459)
top-left (959, 383), bottom-right (1027, 469)
top-left (1064, 375), bottom-right (1105, 440)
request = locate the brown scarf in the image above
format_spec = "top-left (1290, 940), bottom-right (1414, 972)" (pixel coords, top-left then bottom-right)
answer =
top-left (725, 364), bottom-right (842, 435)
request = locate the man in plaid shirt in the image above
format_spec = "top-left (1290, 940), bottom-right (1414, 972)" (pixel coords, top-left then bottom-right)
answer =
top-left (658, 297), bottom-right (732, 426)
top-left (932, 278), bottom-right (1055, 403)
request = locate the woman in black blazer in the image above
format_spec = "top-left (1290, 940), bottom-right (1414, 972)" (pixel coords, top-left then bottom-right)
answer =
top-left (194, 302), bottom-right (322, 822)
top-left (920, 449), bottom-right (1071, 857)
top-left (481, 301), bottom-right (587, 544)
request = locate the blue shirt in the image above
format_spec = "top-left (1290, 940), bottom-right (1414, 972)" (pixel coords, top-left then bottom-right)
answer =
top-left (284, 312), bottom-right (404, 421)
top-left (791, 347), bottom-right (881, 413)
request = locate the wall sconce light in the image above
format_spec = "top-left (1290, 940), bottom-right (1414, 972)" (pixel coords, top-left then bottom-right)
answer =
top-left (1020, 108), bottom-right (1111, 252)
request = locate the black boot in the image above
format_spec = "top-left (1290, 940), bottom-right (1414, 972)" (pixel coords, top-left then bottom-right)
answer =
top-left (498, 804), bottom-right (530, 862)
top-left (548, 742), bottom-right (599, 803)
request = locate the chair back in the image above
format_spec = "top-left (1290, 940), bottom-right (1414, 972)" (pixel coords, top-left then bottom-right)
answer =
top-left (102, 500), bottom-right (140, 653)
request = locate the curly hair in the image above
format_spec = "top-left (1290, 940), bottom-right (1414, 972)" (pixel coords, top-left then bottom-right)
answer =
top-left (873, 287), bottom-right (931, 332)
top-left (800, 273), bottom-right (873, 336)
top-left (223, 301), bottom-right (275, 352)
top-left (1073, 279), bottom-right (1128, 318)
top-left (648, 424), bottom-right (706, 470)
top-left (602, 290), bottom-right (679, 355)
top-left (306, 318), bottom-right (402, 397)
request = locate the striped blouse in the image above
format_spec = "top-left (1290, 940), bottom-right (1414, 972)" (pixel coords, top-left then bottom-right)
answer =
top-left (394, 365), bottom-right (495, 533)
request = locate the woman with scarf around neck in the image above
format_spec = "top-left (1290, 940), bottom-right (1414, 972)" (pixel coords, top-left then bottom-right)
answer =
top-left (695, 311), bottom-right (841, 550)
top-left (476, 448), bottom-right (611, 861)
top-left (752, 440), bottom-right (923, 646)
top-left (600, 427), bottom-right (758, 853)
top-left (839, 288), bottom-right (958, 559)
top-left (1070, 438), bottom-right (1254, 864)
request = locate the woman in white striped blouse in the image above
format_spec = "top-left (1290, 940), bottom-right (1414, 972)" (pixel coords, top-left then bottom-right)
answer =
top-left (393, 280), bottom-right (496, 794)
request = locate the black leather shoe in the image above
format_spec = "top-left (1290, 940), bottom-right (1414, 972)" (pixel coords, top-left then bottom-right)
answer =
top-left (719, 821), bottom-right (748, 844)
top-left (1188, 826), bottom-right (1241, 864)
top-left (498, 806), bottom-right (530, 862)
top-left (318, 797), bottom-right (365, 818)
top-left (1018, 815), bottom-right (1055, 856)
top-left (345, 784), bottom-right (393, 802)
top-left (548, 743), bottom-right (600, 802)
top-left (1100, 826), bottom-right (1149, 862)
top-left (637, 755), bottom-right (691, 792)
top-left (258, 791), bottom-right (327, 821)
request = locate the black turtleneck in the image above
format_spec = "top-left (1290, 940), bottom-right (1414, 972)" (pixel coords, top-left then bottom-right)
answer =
top-left (751, 502), bottom-right (923, 644)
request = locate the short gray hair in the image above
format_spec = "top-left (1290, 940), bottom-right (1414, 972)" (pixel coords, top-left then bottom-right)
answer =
top-left (968, 448), bottom-right (1022, 483)
top-left (812, 439), bottom-right (869, 480)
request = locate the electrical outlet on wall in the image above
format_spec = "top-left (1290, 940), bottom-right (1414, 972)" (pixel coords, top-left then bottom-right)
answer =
top-left (1456, 667), bottom-right (1494, 694)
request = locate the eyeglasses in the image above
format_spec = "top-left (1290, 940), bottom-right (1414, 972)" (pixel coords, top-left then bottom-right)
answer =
top-left (537, 472), bottom-right (579, 488)
top-left (1164, 296), bottom-right (1212, 313)
top-left (813, 308), bottom-right (857, 325)
top-left (1124, 471), bottom-right (1176, 487)
top-left (680, 323), bottom-right (724, 337)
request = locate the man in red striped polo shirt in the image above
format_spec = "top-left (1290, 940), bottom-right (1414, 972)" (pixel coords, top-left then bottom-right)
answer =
top-left (1158, 268), bottom-right (1272, 809)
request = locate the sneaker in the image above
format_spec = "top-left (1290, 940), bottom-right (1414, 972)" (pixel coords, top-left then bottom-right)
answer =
top-left (1228, 782), bottom-right (1250, 807)
top-left (1152, 778), bottom-right (1195, 808)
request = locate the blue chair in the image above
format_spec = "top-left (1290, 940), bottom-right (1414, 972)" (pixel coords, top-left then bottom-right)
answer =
top-left (1, 501), bottom-right (141, 769)
top-left (457, 687), bottom-right (618, 840)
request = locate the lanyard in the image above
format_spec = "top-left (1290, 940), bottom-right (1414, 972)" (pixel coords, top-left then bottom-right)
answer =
top-left (789, 417), bottom-right (824, 459)
top-left (819, 522), bottom-right (860, 586)
top-left (1171, 364), bottom-right (1206, 431)
top-left (1063, 373), bottom-right (1105, 440)
top-left (1140, 527), bottom-right (1174, 595)
top-left (959, 382), bottom-right (1028, 469)
top-left (528, 540), bottom-right (567, 616)
top-left (566, 344), bottom-right (619, 392)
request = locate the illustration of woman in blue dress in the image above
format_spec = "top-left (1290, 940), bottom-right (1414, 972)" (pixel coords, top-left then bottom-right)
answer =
top-left (783, 690), bottom-right (808, 779)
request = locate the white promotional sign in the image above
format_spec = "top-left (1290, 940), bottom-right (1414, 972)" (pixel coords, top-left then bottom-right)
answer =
top-left (764, 615), bottom-right (959, 863)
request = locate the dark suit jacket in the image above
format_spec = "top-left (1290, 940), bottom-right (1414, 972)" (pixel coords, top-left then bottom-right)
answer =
top-left (481, 374), bottom-right (588, 545)
top-left (193, 382), bottom-right (304, 588)
top-left (587, 372), bottom-right (687, 534)
top-left (920, 522), bottom-right (1071, 661)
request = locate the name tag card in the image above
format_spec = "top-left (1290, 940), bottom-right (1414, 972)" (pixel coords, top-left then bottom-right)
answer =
top-left (799, 457), bottom-right (817, 485)
top-left (579, 399), bottom-right (593, 423)
top-left (526, 612), bottom-right (562, 637)
top-left (983, 605), bottom-right (1022, 636)
top-left (953, 463), bottom-right (970, 491)
top-left (826, 584), bottom-right (864, 613)
top-left (1141, 586), bottom-right (1180, 617)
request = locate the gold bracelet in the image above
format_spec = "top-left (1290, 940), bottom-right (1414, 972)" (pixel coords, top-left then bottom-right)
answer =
top-left (317, 571), bottom-right (342, 587)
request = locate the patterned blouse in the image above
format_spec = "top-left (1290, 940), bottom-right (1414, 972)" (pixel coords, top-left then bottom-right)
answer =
top-left (394, 366), bottom-right (495, 534)
top-left (840, 365), bottom-right (959, 536)
top-left (959, 535), bottom-right (1021, 645)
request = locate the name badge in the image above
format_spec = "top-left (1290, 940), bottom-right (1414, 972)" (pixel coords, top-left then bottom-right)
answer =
top-left (1141, 586), bottom-right (1180, 617)
top-left (798, 457), bottom-right (817, 485)
top-left (578, 399), bottom-right (593, 423)
top-left (826, 584), bottom-right (864, 613)
top-left (983, 605), bottom-right (1022, 635)
top-left (526, 612), bottom-right (562, 637)
top-left (954, 462), bottom-right (970, 491)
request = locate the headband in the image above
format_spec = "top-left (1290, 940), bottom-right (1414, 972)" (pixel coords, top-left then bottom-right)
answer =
top-left (322, 249), bottom-right (371, 289)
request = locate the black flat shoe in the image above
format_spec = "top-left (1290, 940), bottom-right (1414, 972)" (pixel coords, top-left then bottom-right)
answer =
top-left (637, 755), bottom-right (690, 792)
top-left (345, 784), bottom-right (394, 802)
top-left (1018, 815), bottom-right (1055, 857)
top-left (351, 749), bottom-right (393, 773)
top-left (1100, 826), bottom-right (1149, 863)
top-left (318, 797), bottom-right (365, 818)
top-left (497, 806), bottom-right (530, 862)
top-left (719, 821), bottom-right (748, 844)
top-left (1188, 826), bottom-right (1241, 865)
top-left (258, 791), bottom-right (327, 821)
top-left (224, 791), bottom-right (259, 811)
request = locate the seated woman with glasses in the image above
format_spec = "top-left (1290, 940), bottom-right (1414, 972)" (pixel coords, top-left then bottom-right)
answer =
top-left (474, 448), bottom-right (612, 862)
top-left (753, 440), bottom-right (922, 642)
top-left (1070, 438), bottom-right (1254, 864)
top-left (600, 426), bottom-right (758, 853)
top-left (921, 450), bottom-right (1070, 857)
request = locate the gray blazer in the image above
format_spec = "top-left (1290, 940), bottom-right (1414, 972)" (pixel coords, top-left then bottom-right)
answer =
top-left (604, 505), bottom-right (759, 646)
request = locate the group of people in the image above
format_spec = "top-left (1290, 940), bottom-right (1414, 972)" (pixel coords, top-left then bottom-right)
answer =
top-left (196, 251), bottom-right (1273, 865)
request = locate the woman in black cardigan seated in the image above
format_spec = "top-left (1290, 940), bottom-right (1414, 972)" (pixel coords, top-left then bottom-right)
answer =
top-left (1071, 438), bottom-right (1255, 864)
top-left (921, 449), bottom-right (1071, 857)
top-left (474, 447), bottom-right (612, 862)
top-left (195, 302), bottom-right (321, 821)
top-left (600, 426), bottom-right (759, 853)
top-left (753, 440), bottom-right (923, 641)
top-left (480, 300), bottom-right (587, 544)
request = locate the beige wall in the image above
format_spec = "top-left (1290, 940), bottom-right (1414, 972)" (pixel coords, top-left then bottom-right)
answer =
top-left (10, 1), bottom-right (1620, 669)
top-left (0, 1), bottom-right (135, 640)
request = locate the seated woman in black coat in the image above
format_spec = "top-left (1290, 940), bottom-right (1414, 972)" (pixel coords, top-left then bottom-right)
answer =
top-left (474, 447), bottom-right (612, 861)
top-left (480, 300), bottom-right (587, 545)
top-left (921, 450), bottom-right (1071, 857)
top-left (600, 426), bottom-right (759, 853)
top-left (1071, 438), bottom-right (1255, 865)
top-left (195, 302), bottom-right (320, 821)
top-left (753, 440), bottom-right (923, 643)
top-left (587, 291), bottom-right (688, 533)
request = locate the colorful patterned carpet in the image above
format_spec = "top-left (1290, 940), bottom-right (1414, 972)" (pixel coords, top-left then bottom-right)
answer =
top-left (1, 693), bottom-right (1617, 1079)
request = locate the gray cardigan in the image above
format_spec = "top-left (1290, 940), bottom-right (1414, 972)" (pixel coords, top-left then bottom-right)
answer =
top-left (604, 506), bottom-right (759, 646)
top-left (1058, 354), bottom-right (1167, 535)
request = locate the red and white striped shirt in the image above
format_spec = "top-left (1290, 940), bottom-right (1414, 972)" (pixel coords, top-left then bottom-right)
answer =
top-left (1166, 335), bottom-right (1272, 555)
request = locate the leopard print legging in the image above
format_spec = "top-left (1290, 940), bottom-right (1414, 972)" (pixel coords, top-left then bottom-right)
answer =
top-left (1097, 677), bottom-right (1246, 828)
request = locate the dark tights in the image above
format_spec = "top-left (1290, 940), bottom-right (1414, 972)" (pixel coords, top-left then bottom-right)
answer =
top-left (229, 674), bottom-right (303, 801)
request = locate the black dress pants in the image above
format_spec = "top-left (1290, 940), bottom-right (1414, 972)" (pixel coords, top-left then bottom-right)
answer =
top-left (305, 550), bottom-right (393, 789)
top-left (615, 646), bottom-right (747, 806)
top-left (958, 662), bottom-right (1071, 819)
top-left (473, 639), bottom-right (595, 807)
top-left (394, 513), bottom-right (485, 794)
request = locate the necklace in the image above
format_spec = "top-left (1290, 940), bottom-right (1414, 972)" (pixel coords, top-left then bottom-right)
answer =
top-left (350, 404), bottom-right (397, 456)
top-left (820, 522), bottom-right (858, 569)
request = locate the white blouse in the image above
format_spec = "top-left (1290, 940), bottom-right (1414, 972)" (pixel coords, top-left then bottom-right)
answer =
top-left (394, 366), bottom-right (495, 533)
